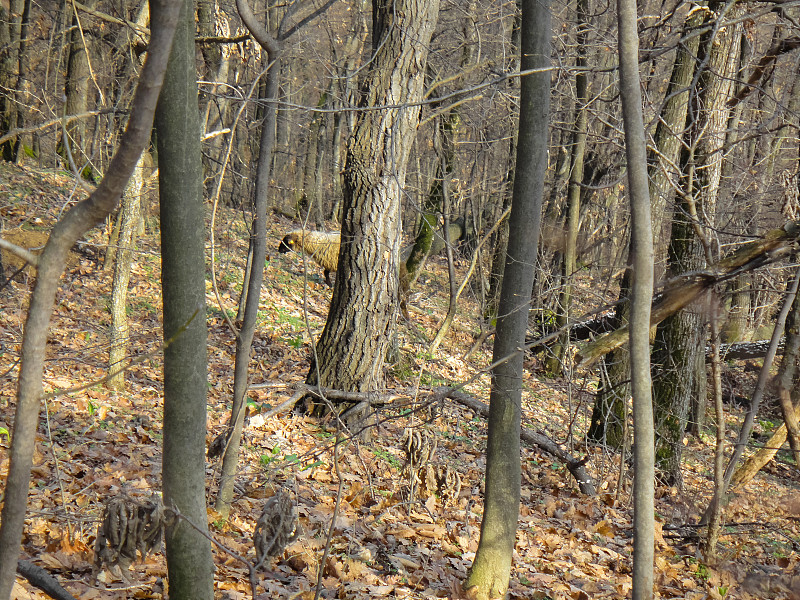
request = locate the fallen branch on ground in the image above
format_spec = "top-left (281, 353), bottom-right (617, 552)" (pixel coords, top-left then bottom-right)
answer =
top-left (248, 382), bottom-right (596, 494)
top-left (16, 560), bottom-right (78, 600)
top-left (433, 386), bottom-right (596, 495)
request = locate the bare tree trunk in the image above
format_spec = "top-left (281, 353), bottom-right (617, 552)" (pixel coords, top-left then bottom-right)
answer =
top-left (704, 302), bottom-right (725, 561)
top-left (587, 6), bottom-right (703, 448)
top-left (107, 152), bottom-right (148, 391)
top-left (651, 3), bottom-right (741, 482)
top-left (429, 173), bottom-right (456, 353)
top-left (215, 0), bottom-right (282, 518)
top-left (546, 0), bottom-right (588, 375)
top-left (485, 13), bottom-right (519, 321)
top-left (778, 266), bottom-right (800, 464)
top-left (198, 5), bottom-right (232, 200)
top-left (60, 0), bottom-right (98, 179)
top-left (154, 0), bottom-right (215, 596)
top-left (618, 0), bottom-right (655, 592)
top-left (464, 0), bottom-right (549, 596)
top-left (0, 0), bottom-right (29, 161)
top-left (300, 91), bottom-right (327, 223)
top-left (0, 5), bottom-right (179, 595)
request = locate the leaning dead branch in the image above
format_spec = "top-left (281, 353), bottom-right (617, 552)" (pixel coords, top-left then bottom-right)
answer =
top-left (576, 221), bottom-right (800, 368)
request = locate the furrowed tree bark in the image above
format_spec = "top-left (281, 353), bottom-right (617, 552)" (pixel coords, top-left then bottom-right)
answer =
top-left (650, 1), bottom-right (741, 482)
top-left (60, 0), bottom-right (98, 180)
top-left (618, 0), bottom-right (655, 592)
top-left (154, 0), bottom-right (214, 597)
top-left (306, 0), bottom-right (439, 423)
top-left (0, 4), bottom-right (180, 596)
top-left (463, 0), bottom-right (550, 597)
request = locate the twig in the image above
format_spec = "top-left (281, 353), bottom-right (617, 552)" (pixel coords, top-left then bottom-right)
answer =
top-left (0, 109), bottom-right (116, 148)
top-left (0, 238), bottom-right (39, 267)
top-left (41, 310), bottom-right (199, 400)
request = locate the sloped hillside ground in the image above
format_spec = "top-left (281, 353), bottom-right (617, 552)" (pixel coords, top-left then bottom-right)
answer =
top-left (1, 161), bottom-right (800, 599)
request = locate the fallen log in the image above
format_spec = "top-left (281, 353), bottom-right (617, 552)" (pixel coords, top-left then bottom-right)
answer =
top-left (714, 339), bottom-right (784, 362)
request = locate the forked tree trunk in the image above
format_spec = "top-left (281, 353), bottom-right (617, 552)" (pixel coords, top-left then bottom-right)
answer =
top-left (652, 4), bottom-right (741, 482)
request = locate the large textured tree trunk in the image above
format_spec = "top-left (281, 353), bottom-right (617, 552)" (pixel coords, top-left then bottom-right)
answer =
top-left (154, 0), bottom-right (215, 596)
top-left (652, 3), bottom-right (741, 482)
top-left (60, 0), bottom-right (98, 179)
top-left (463, 0), bottom-right (549, 597)
top-left (306, 0), bottom-right (439, 420)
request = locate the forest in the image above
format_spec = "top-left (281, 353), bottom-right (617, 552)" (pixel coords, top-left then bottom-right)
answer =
top-left (1, 0), bottom-right (800, 598)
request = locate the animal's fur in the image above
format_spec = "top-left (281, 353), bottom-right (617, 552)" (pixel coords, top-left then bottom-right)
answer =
top-left (278, 229), bottom-right (341, 286)
top-left (278, 228), bottom-right (410, 317)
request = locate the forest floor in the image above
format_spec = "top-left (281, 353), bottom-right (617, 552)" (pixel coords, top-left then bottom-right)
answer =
top-left (1, 161), bottom-right (800, 599)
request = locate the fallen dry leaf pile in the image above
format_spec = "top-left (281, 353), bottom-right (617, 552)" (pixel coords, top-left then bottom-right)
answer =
top-left (1, 162), bottom-right (800, 599)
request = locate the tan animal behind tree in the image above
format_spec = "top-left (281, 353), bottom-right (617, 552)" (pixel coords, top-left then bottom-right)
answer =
top-left (277, 228), bottom-right (340, 286)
